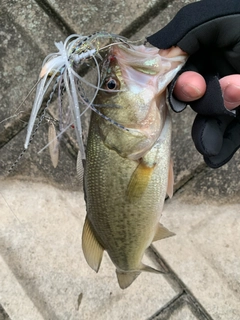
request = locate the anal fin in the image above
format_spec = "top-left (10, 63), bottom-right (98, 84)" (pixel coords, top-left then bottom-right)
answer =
top-left (82, 217), bottom-right (104, 272)
top-left (153, 223), bottom-right (175, 242)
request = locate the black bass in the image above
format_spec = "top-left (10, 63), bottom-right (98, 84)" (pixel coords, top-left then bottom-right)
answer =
top-left (82, 43), bottom-right (187, 289)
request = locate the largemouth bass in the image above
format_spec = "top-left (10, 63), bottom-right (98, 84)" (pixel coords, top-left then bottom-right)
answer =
top-left (82, 43), bottom-right (187, 289)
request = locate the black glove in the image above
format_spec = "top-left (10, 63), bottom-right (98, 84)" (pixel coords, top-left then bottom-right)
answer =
top-left (147, 0), bottom-right (240, 168)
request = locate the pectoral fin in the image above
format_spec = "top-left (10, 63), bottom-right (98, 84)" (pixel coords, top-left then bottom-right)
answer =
top-left (153, 223), bottom-right (175, 242)
top-left (82, 217), bottom-right (104, 272)
top-left (127, 161), bottom-right (155, 202)
top-left (167, 159), bottom-right (174, 198)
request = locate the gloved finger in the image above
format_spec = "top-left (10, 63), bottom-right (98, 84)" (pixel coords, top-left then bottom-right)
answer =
top-left (173, 73), bottom-right (240, 109)
top-left (191, 114), bottom-right (233, 157)
top-left (168, 69), bottom-right (236, 116)
top-left (204, 118), bottom-right (240, 168)
top-left (147, 0), bottom-right (240, 58)
top-left (190, 75), bottom-right (235, 117)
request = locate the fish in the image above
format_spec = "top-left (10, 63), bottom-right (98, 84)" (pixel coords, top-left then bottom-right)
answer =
top-left (82, 42), bottom-right (187, 289)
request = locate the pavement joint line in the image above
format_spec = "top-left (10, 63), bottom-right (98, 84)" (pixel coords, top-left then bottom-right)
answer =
top-left (0, 304), bottom-right (11, 320)
top-left (147, 291), bottom-right (187, 320)
top-left (120, 0), bottom-right (175, 38)
top-left (34, 0), bottom-right (76, 36)
top-left (35, 0), bottom-right (175, 40)
top-left (172, 162), bottom-right (208, 196)
top-left (186, 293), bottom-right (214, 320)
top-left (149, 245), bottom-right (214, 320)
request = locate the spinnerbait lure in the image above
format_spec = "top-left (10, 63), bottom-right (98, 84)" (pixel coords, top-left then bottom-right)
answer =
top-left (24, 32), bottom-right (132, 160)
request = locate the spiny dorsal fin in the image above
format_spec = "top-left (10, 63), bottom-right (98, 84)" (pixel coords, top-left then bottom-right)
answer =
top-left (153, 223), bottom-right (175, 242)
top-left (116, 270), bottom-right (141, 289)
top-left (167, 159), bottom-right (174, 198)
top-left (82, 217), bottom-right (104, 272)
top-left (127, 161), bottom-right (155, 202)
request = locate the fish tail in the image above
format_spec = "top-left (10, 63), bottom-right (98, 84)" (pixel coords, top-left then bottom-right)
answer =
top-left (116, 270), bottom-right (141, 289)
top-left (116, 264), bottom-right (163, 289)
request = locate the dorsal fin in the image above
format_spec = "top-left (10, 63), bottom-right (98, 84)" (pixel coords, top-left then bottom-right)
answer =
top-left (82, 217), bottom-right (104, 272)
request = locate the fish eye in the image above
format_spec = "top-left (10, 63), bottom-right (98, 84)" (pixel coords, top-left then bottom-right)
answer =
top-left (107, 79), bottom-right (116, 90)
top-left (105, 77), bottom-right (119, 91)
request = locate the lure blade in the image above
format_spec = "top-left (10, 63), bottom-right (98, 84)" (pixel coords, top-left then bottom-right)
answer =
top-left (48, 122), bottom-right (59, 168)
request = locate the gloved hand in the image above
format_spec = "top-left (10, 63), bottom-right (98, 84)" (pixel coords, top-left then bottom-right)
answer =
top-left (147, 0), bottom-right (240, 168)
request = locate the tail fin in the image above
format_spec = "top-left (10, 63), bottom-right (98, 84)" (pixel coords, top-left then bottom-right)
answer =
top-left (116, 270), bottom-right (141, 289)
top-left (116, 264), bottom-right (163, 289)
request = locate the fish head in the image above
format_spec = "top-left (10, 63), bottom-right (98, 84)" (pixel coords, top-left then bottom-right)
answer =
top-left (93, 43), bottom-right (187, 160)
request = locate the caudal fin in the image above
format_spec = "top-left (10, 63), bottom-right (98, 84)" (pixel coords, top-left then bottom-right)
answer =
top-left (116, 264), bottom-right (163, 289)
top-left (116, 270), bottom-right (141, 289)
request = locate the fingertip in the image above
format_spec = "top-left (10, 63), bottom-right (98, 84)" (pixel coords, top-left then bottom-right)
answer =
top-left (219, 75), bottom-right (240, 110)
top-left (173, 71), bottom-right (206, 102)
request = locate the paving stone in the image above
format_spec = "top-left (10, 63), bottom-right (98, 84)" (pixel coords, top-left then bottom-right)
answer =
top-left (0, 0), bottom-right (66, 181)
top-left (153, 154), bottom-right (240, 320)
top-left (0, 256), bottom-right (45, 320)
top-left (47, 0), bottom-right (160, 35)
top-left (0, 179), bottom-right (177, 320)
top-left (150, 293), bottom-right (200, 320)
top-left (1, 0), bottom-right (64, 125)
top-left (167, 305), bottom-right (198, 320)
top-left (139, 0), bottom-right (199, 40)
top-left (1, 126), bottom-right (81, 190)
